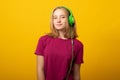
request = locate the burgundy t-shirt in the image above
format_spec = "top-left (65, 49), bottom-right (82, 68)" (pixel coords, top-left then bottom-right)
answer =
top-left (35, 35), bottom-right (84, 80)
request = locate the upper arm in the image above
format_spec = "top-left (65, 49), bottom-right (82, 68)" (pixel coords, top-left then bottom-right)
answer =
top-left (37, 55), bottom-right (44, 70)
top-left (73, 63), bottom-right (80, 74)
top-left (36, 55), bottom-right (45, 80)
top-left (73, 63), bottom-right (81, 80)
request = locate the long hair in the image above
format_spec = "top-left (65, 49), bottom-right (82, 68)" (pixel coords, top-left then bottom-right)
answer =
top-left (47, 6), bottom-right (78, 39)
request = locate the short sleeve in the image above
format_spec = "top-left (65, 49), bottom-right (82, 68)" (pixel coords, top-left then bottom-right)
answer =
top-left (74, 41), bottom-right (84, 64)
top-left (34, 36), bottom-right (46, 56)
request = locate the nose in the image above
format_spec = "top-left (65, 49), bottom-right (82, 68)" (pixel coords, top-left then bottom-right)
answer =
top-left (56, 17), bottom-right (61, 23)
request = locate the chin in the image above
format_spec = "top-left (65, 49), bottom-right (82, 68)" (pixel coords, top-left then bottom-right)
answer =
top-left (56, 29), bottom-right (63, 31)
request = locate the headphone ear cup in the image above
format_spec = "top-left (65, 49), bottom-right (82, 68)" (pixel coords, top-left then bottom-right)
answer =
top-left (68, 14), bottom-right (74, 27)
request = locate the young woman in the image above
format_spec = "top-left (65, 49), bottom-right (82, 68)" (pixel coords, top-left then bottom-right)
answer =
top-left (34, 6), bottom-right (84, 80)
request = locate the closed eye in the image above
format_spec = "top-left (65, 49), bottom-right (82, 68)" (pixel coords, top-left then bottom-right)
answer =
top-left (53, 16), bottom-right (57, 19)
top-left (61, 16), bottom-right (65, 18)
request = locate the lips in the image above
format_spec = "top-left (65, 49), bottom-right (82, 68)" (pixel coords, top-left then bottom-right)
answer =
top-left (56, 24), bottom-right (62, 26)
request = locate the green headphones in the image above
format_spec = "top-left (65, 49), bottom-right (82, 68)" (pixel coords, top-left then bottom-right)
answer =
top-left (62, 6), bottom-right (75, 27)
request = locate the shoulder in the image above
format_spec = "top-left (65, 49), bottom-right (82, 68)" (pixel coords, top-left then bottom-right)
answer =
top-left (39, 34), bottom-right (50, 40)
top-left (74, 38), bottom-right (83, 48)
top-left (38, 34), bottom-right (52, 43)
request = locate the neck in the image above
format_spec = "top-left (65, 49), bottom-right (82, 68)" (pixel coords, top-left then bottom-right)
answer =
top-left (58, 31), bottom-right (66, 39)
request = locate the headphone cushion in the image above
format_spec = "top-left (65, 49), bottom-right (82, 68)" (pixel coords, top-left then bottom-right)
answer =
top-left (68, 15), bottom-right (74, 27)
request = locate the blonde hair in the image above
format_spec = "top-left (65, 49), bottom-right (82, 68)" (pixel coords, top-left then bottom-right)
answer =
top-left (47, 6), bottom-right (78, 39)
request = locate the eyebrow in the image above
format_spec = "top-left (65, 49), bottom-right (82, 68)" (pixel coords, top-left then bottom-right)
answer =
top-left (53, 14), bottom-right (66, 17)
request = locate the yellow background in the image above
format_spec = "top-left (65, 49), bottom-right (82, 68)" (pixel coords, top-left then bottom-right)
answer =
top-left (0, 0), bottom-right (120, 80)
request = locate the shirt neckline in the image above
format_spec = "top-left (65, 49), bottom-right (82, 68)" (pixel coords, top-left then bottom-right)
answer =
top-left (56, 37), bottom-right (71, 41)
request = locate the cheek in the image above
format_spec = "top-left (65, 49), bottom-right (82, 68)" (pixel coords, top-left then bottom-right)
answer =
top-left (65, 20), bottom-right (69, 27)
top-left (53, 20), bottom-right (56, 24)
top-left (64, 19), bottom-right (69, 25)
top-left (62, 19), bottom-right (68, 23)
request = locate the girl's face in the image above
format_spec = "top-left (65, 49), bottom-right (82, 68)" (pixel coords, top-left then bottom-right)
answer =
top-left (53, 9), bottom-right (68, 31)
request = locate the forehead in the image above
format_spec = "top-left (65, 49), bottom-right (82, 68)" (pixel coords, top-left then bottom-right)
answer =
top-left (53, 8), bottom-right (68, 16)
